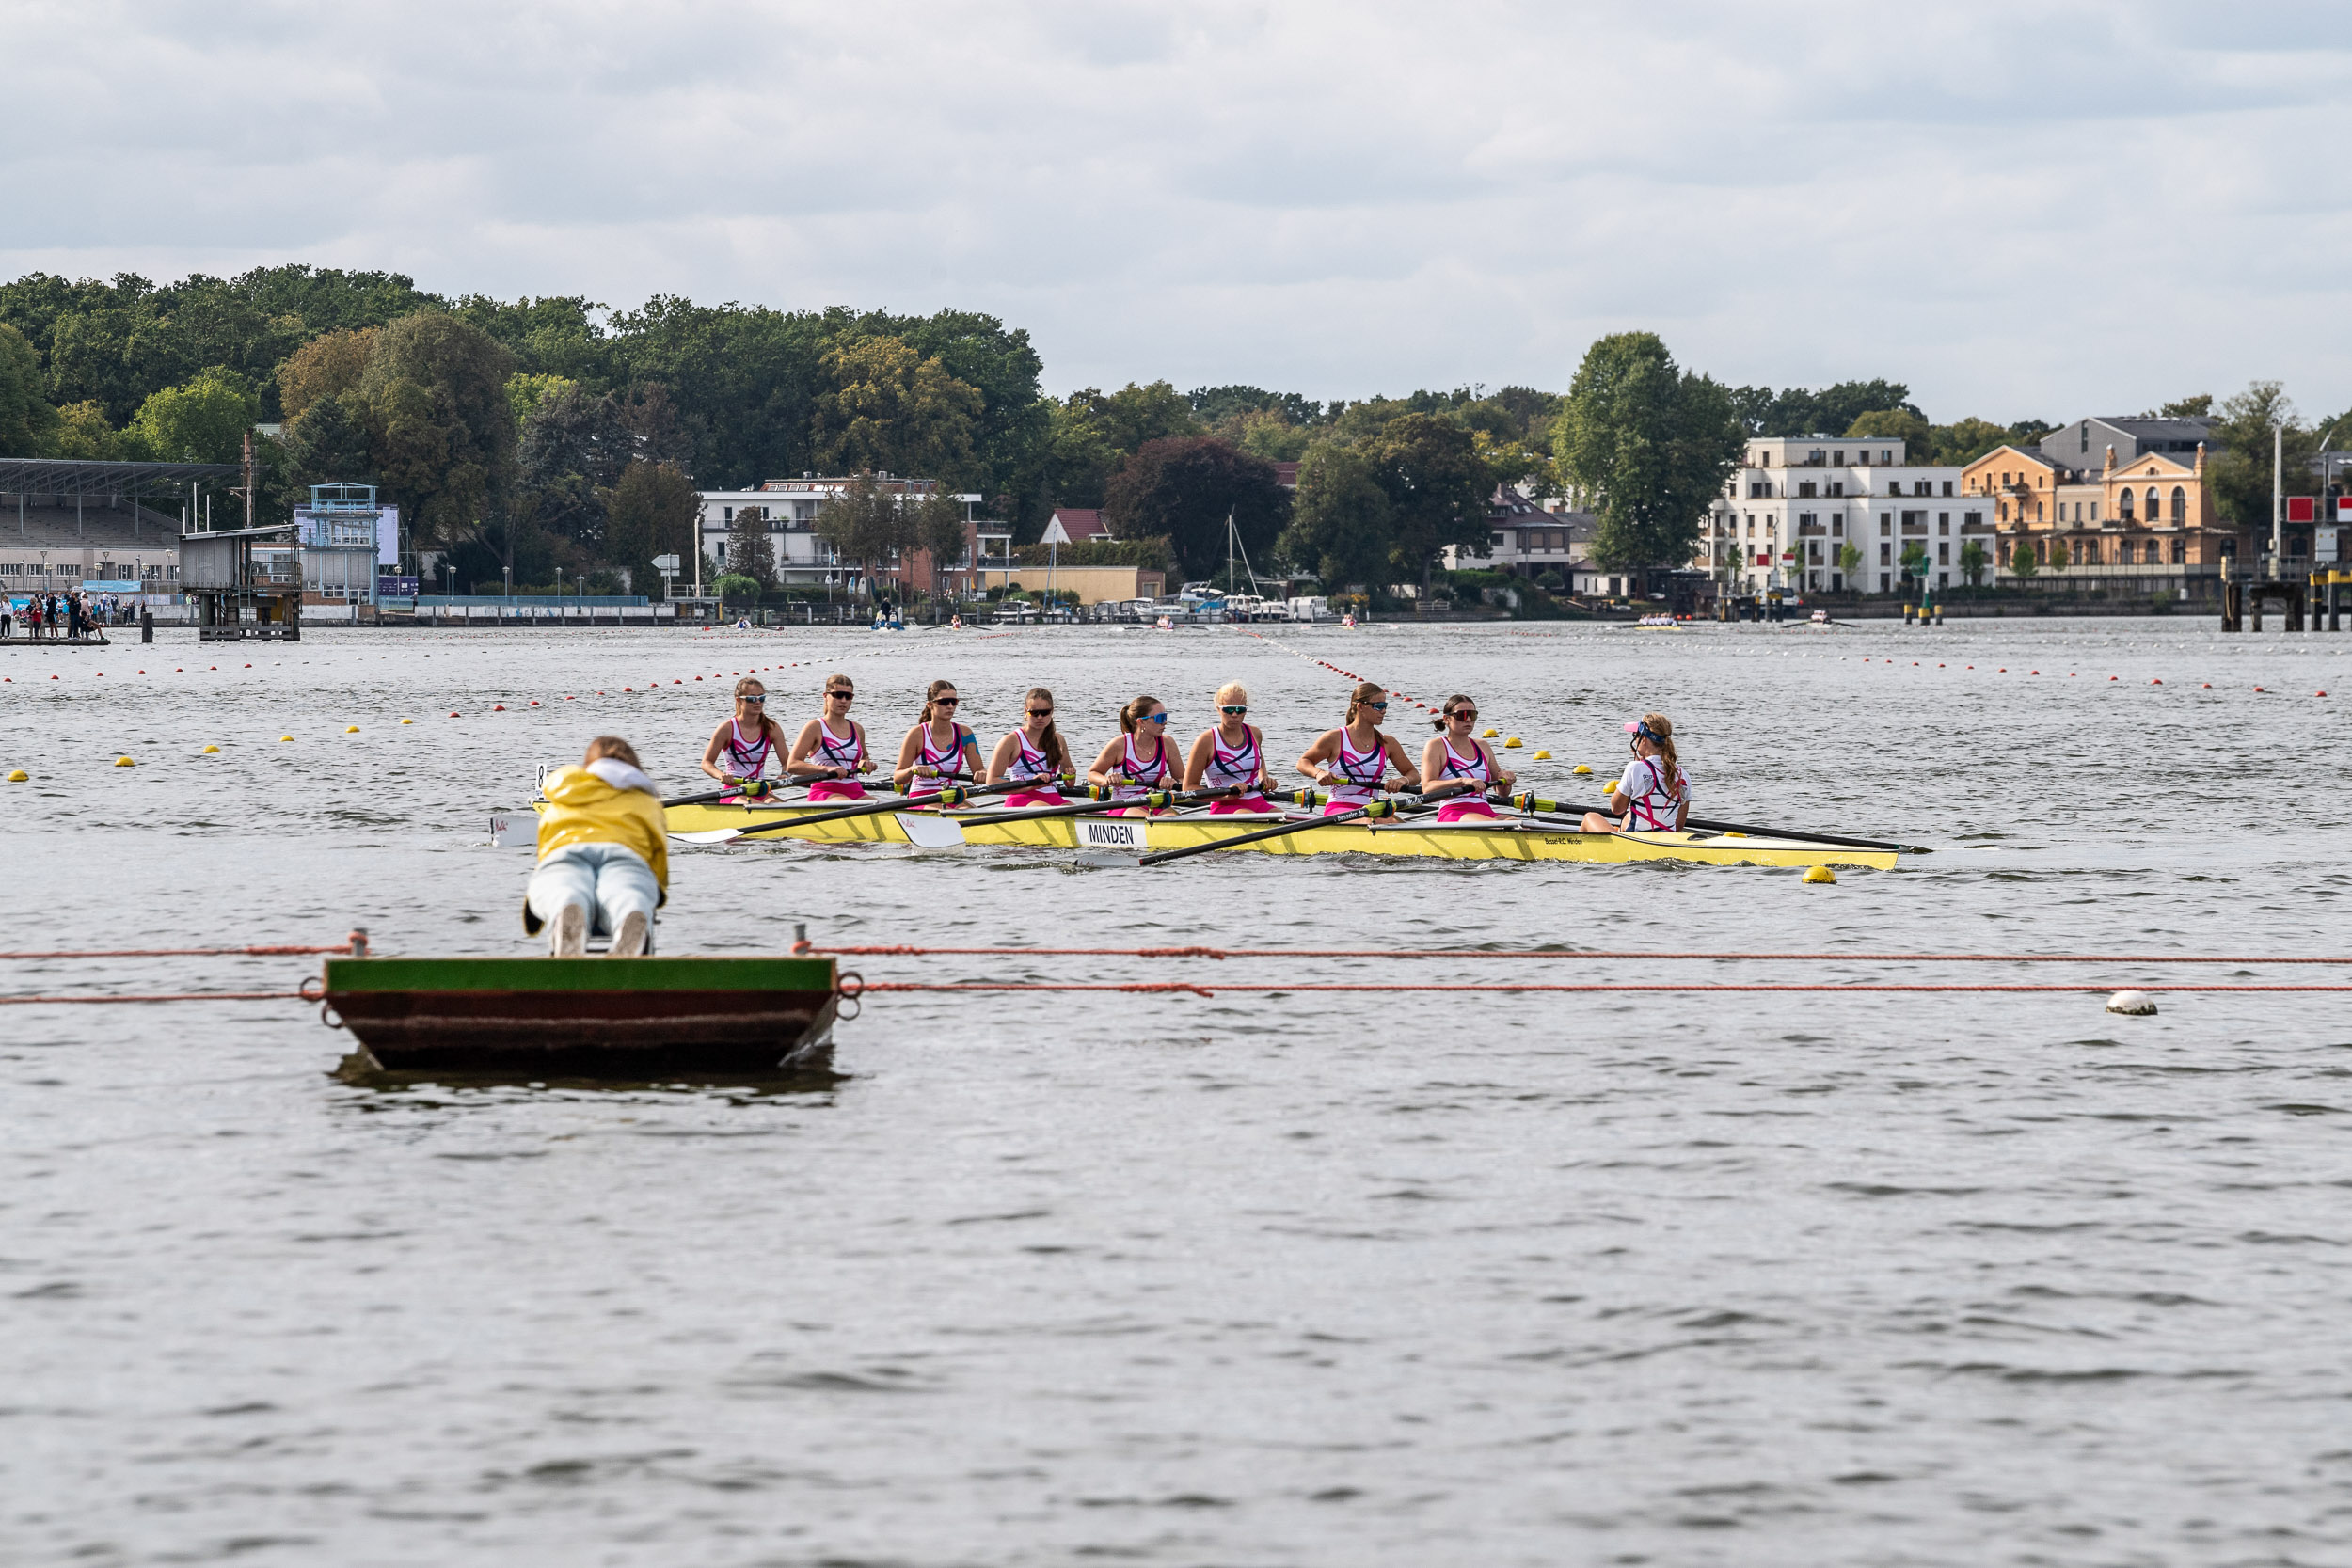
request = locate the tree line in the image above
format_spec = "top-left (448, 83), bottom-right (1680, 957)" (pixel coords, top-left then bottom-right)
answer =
top-left (0, 266), bottom-right (2338, 599)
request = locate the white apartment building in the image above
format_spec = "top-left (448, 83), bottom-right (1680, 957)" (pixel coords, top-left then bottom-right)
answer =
top-left (1696, 436), bottom-right (1997, 596)
top-left (693, 475), bottom-right (990, 594)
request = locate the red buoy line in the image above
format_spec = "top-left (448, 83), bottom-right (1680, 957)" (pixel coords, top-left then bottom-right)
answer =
top-left (805, 943), bottom-right (2352, 965)
top-left (841, 978), bottom-right (2352, 999)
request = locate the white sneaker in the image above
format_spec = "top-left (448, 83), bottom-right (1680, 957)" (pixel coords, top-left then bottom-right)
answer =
top-left (551, 903), bottom-right (588, 957)
top-left (609, 910), bottom-right (649, 958)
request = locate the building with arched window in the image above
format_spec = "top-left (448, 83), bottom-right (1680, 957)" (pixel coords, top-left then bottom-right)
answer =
top-left (1960, 436), bottom-right (2228, 598)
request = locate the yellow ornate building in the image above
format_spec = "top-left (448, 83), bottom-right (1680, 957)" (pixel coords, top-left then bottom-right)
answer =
top-left (1960, 441), bottom-right (2231, 592)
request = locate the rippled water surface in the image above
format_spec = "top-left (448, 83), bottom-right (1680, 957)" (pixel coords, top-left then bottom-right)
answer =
top-left (5, 619), bottom-right (2351, 1566)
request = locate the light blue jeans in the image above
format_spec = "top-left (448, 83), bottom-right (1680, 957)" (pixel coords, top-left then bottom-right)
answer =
top-left (528, 843), bottom-right (660, 941)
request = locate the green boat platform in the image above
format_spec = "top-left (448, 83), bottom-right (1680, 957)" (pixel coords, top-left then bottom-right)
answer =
top-left (324, 954), bottom-right (841, 1078)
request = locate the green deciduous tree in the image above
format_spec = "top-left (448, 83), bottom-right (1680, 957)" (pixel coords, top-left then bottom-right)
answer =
top-left (1554, 333), bottom-right (1743, 576)
top-left (2206, 380), bottom-right (2315, 534)
top-left (1100, 436), bottom-right (1288, 582)
top-left (2010, 540), bottom-right (2039, 579)
top-left (1730, 379), bottom-right (1916, 437)
top-left (1960, 539), bottom-right (1989, 587)
top-left (278, 327), bottom-right (378, 421)
top-left (282, 393), bottom-right (374, 489)
top-left (354, 311), bottom-right (518, 551)
top-left (1844, 407), bottom-right (1932, 457)
top-left (1929, 417), bottom-right (2014, 467)
top-left (47, 401), bottom-right (119, 460)
top-left (0, 323), bottom-right (60, 455)
top-left (815, 471), bottom-right (918, 605)
top-left (604, 461), bottom-right (699, 600)
top-left (909, 488), bottom-right (973, 616)
top-left (811, 334), bottom-right (985, 483)
top-left (1279, 440), bottom-right (1391, 593)
top-left (126, 367), bottom-right (255, 463)
top-left (2045, 538), bottom-right (2069, 570)
top-left (1361, 412), bottom-right (1492, 601)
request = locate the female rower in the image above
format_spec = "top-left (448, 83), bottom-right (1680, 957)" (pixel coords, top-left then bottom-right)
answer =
top-left (784, 673), bottom-right (871, 801)
top-left (987, 686), bottom-right (1071, 806)
top-left (1419, 694), bottom-right (1515, 822)
top-left (1087, 693), bottom-right (1179, 816)
top-left (699, 676), bottom-right (788, 800)
top-left (1183, 681), bottom-right (1274, 814)
top-left (894, 678), bottom-right (983, 797)
top-left (1297, 681), bottom-right (1421, 816)
top-left (1582, 712), bottom-right (1690, 832)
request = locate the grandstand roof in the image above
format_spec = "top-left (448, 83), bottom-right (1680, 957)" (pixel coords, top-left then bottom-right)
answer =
top-left (0, 457), bottom-right (241, 499)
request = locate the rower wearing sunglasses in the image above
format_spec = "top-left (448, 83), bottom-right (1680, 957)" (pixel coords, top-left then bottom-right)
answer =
top-left (698, 676), bottom-right (789, 800)
top-left (987, 686), bottom-right (1072, 806)
top-left (1183, 682), bottom-right (1275, 814)
top-left (1581, 712), bottom-right (1690, 832)
top-left (1088, 692), bottom-right (1179, 816)
top-left (1297, 681), bottom-right (1421, 816)
top-left (894, 679), bottom-right (983, 798)
top-left (1419, 694), bottom-right (1515, 822)
top-left (784, 673), bottom-right (872, 801)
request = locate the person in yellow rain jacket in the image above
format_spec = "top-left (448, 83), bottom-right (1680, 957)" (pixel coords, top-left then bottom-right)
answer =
top-left (525, 736), bottom-right (669, 956)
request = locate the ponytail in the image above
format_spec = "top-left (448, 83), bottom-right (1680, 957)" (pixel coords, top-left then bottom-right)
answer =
top-left (919, 678), bottom-right (958, 724)
top-left (1025, 686), bottom-right (1065, 770)
top-left (1639, 711), bottom-right (1682, 797)
top-left (1120, 693), bottom-right (1162, 734)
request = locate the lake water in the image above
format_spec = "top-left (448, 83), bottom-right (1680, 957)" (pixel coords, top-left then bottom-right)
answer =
top-left (4, 618), bottom-right (2349, 1567)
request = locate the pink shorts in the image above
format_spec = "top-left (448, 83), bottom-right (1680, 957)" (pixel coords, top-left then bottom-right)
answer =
top-left (1208, 795), bottom-right (1274, 815)
top-left (806, 780), bottom-right (866, 803)
top-left (1005, 788), bottom-right (1067, 808)
top-left (1322, 800), bottom-right (1373, 817)
top-left (1436, 799), bottom-right (1498, 824)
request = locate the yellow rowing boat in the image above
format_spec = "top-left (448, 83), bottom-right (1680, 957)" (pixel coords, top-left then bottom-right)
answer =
top-left (637, 798), bottom-right (1900, 869)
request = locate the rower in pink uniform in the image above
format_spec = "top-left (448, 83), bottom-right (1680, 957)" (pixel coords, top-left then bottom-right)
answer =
top-left (1296, 681), bottom-right (1421, 816)
top-left (1183, 681), bottom-right (1275, 814)
top-left (893, 679), bottom-right (983, 799)
top-left (784, 673), bottom-right (873, 801)
top-left (986, 686), bottom-right (1072, 806)
top-left (698, 676), bottom-right (789, 801)
top-left (1582, 712), bottom-right (1691, 832)
top-left (1417, 693), bottom-right (1515, 822)
top-left (1086, 693), bottom-right (1179, 816)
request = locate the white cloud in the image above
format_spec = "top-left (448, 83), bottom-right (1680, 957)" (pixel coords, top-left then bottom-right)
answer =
top-left (5, 0), bottom-right (2349, 420)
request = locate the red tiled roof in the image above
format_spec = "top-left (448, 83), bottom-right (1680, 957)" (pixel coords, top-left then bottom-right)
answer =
top-left (1044, 507), bottom-right (1112, 542)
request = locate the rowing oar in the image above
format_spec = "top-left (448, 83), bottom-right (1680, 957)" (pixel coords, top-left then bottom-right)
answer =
top-left (964, 784), bottom-right (1241, 826)
top-left (671, 779), bottom-right (1026, 844)
top-left (1489, 793), bottom-right (1924, 854)
top-left (1137, 793), bottom-right (1440, 867)
top-left (662, 779), bottom-right (799, 808)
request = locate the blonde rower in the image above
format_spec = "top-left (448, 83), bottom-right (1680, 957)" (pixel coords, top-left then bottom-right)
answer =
top-left (893, 678), bottom-right (983, 797)
top-left (699, 677), bottom-right (788, 800)
top-left (1582, 712), bottom-right (1690, 832)
top-left (1419, 694), bottom-right (1515, 822)
top-left (1297, 681), bottom-right (1421, 816)
top-left (784, 672), bottom-right (871, 801)
top-left (1087, 693), bottom-right (1179, 816)
top-left (1183, 681), bottom-right (1274, 815)
top-left (987, 686), bottom-right (1072, 807)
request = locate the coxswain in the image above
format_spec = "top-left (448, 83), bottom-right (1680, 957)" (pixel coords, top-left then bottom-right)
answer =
top-left (784, 672), bottom-right (872, 801)
top-left (1183, 682), bottom-right (1275, 814)
top-left (986, 686), bottom-right (1071, 806)
top-left (1296, 681), bottom-right (1420, 816)
top-left (1087, 693), bottom-right (1179, 816)
top-left (1418, 694), bottom-right (1514, 822)
top-left (893, 679), bottom-right (982, 797)
top-left (698, 677), bottom-right (788, 800)
top-left (1581, 712), bottom-right (1690, 832)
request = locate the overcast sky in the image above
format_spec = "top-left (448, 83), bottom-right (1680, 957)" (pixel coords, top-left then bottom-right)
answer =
top-left (8, 1), bottom-right (2350, 425)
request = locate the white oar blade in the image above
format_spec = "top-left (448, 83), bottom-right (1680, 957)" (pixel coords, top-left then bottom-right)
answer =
top-left (670, 827), bottom-right (750, 845)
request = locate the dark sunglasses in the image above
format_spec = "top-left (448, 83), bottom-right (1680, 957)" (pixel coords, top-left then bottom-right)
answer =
top-left (1446, 708), bottom-right (1476, 721)
top-left (1364, 700), bottom-right (1389, 710)
top-left (1221, 705), bottom-right (1248, 715)
top-left (1028, 707), bottom-right (1054, 718)
top-left (739, 694), bottom-right (766, 704)
top-left (933, 696), bottom-right (961, 707)
top-left (826, 690), bottom-right (854, 702)
top-left (1146, 712), bottom-right (1169, 723)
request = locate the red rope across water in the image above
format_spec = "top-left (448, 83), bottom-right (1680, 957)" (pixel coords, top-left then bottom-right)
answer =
top-left (841, 978), bottom-right (2352, 998)
top-left (0, 990), bottom-right (311, 1005)
top-left (808, 944), bottom-right (2350, 965)
top-left (0, 942), bottom-right (358, 960)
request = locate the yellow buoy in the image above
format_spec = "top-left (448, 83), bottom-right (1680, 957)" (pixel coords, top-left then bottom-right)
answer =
top-left (1573, 763), bottom-right (1593, 775)
top-left (279, 735), bottom-right (294, 742)
top-left (1503, 736), bottom-right (1522, 749)
top-left (400, 717), bottom-right (413, 724)
top-left (6, 769), bottom-right (26, 783)
top-left (1803, 865), bottom-right (1836, 883)
top-left (114, 755), bottom-right (135, 768)
top-left (345, 725), bottom-right (360, 733)
top-left (1481, 727), bottom-right (1499, 739)
top-left (200, 744), bottom-right (220, 753)
top-left (1532, 750), bottom-right (1551, 760)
